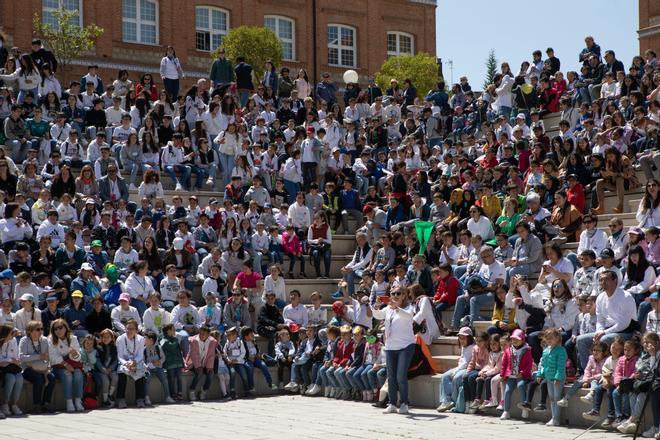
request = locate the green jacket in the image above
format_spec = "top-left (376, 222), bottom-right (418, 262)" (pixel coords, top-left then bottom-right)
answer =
top-left (160, 335), bottom-right (184, 369)
top-left (537, 345), bottom-right (567, 381)
top-left (209, 58), bottom-right (234, 84)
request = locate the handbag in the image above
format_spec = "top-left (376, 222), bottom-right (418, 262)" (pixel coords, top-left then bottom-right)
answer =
top-left (64, 355), bottom-right (83, 370)
top-left (633, 379), bottom-right (652, 393)
top-left (618, 378), bottom-right (634, 394)
top-left (0, 363), bottom-right (22, 374)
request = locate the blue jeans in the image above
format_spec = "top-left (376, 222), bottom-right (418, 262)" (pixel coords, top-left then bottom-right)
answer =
top-left (317, 365), bottom-right (334, 387)
top-left (577, 332), bottom-right (632, 370)
top-left (17, 87), bottom-right (38, 104)
top-left (23, 368), bottom-right (55, 405)
top-left (638, 300), bottom-right (653, 328)
top-left (125, 160), bottom-right (143, 186)
top-left (190, 368), bottom-right (213, 391)
top-left (132, 298), bottom-right (148, 317)
top-left (166, 368), bottom-right (182, 397)
top-left (269, 250), bottom-right (284, 266)
top-left (163, 78), bottom-right (180, 100)
top-left (311, 247), bottom-right (331, 277)
top-left (238, 90), bottom-right (249, 108)
top-left (53, 367), bottom-right (84, 400)
top-left (218, 153), bottom-right (235, 188)
top-left (498, 106), bottom-right (512, 121)
top-left (344, 269), bottom-right (363, 296)
top-left (245, 358), bottom-right (273, 387)
top-left (2, 371), bottom-right (23, 402)
top-left (367, 367), bottom-right (387, 390)
top-left (8, 138), bottom-right (36, 164)
top-left (347, 365), bottom-right (371, 390)
top-left (613, 387), bottom-right (632, 418)
top-left (146, 367), bottom-right (171, 398)
top-left (333, 366), bottom-right (352, 390)
top-left (386, 343), bottom-right (416, 406)
top-left (229, 363), bottom-right (249, 393)
top-left (503, 377), bottom-right (529, 411)
top-left (283, 179), bottom-right (300, 204)
top-left (176, 330), bottom-right (192, 357)
top-left (451, 292), bottom-right (493, 328)
top-left (164, 164), bottom-right (191, 189)
top-left (506, 264), bottom-right (530, 285)
top-left (547, 379), bottom-right (564, 422)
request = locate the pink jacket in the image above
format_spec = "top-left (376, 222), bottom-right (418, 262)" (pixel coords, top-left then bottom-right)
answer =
top-left (613, 355), bottom-right (637, 386)
top-left (583, 355), bottom-right (606, 383)
top-left (481, 350), bottom-right (504, 377)
top-left (467, 345), bottom-right (490, 372)
top-left (500, 344), bottom-right (533, 381)
top-left (185, 336), bottom-right (218, 370)
top-left (282, 231), bottom-right (302, 255)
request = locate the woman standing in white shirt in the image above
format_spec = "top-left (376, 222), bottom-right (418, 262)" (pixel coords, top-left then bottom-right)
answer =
top-left (115, 319), bottom-right (147, 408)
top-left (214, 123), bottom-right (240, 188)
top-left (0, 323), bottom-right (23, 416)
top-left (294, 69), bottom-right (312, 98)
top-left (48, 319), bottom-right (84, 412)
top-left (282, 150), bottom-right (303, 205)
top-left (371, 286), bottom-right (416, 415)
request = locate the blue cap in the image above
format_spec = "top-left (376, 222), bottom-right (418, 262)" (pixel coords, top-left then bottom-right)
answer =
top-left (650, 292), bottom-right (659, 300)
top-left (46, 295), bottom-right (59, 302)
top-left (0, 269), bottom-right (14, 280)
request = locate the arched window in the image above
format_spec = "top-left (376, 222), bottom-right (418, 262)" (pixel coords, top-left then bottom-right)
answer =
top-left (122, 0), bottom-right (159, 45)
top-left (327, 24), bottom-right (356, 68)
top-left (196, 6), bottom-right (229, 52)
top-left (42, 0), bottom-right (82, 28)
top-left (264, 16), bottom-right (295, 61)
top-left (387, 32), bottom-right (414, 57)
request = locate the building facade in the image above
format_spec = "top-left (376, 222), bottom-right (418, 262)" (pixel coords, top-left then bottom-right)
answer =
top-left (1, 0), bottom-right (436, 86)
top-left (639, 0), bottom-right (660, 54)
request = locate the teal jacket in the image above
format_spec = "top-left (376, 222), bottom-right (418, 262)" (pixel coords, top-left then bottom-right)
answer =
top-left (160, 335), bottom-right (184, 369)
top-left (537, 345), bottom-right (567, 381)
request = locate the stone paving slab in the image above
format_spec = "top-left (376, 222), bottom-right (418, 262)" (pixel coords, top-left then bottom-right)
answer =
top-left (0, 396), bottom-right (625, 440)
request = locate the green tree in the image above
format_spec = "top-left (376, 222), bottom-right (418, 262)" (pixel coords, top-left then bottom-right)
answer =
top-left (375, 53), bottom-right (440, 98)
top-left (213, 26), bottom-right (282, 78)
top-left (483, 49), bottom-right (498, 90)
top-left (33, 8), bottom-right (103, 82)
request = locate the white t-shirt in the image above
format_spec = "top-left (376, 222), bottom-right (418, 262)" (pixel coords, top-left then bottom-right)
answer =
top-left (478, 260), bottom-right (506, 285)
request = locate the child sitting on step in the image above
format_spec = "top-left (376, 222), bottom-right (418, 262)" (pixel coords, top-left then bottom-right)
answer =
top-left (436, 326), bottom-right (475, 412)
top-left (499, 329), bottom-right (533, 420)
top-left (474, 333), bottom-right (503, 409)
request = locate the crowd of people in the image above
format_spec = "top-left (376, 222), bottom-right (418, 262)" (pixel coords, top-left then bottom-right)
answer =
top-left (0, 30), bottom-right (657, 435)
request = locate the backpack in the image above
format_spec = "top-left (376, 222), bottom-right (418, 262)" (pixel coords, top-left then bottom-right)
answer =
top-left (82, 372), bottom-right (99, 410)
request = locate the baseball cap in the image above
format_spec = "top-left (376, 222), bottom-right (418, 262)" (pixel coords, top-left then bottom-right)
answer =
top-left (71, 290), bottom-right (84, 299)
top-left (119, 292), bottom-right (131, 302)
top-left (91, 240), bottom-right (103, 248)
top-left (600, 248), bottom-right (614, 259)
top-left (458, 327), bottom-right (473, 337)
top-left (511, 329), bottom-right (526, 341)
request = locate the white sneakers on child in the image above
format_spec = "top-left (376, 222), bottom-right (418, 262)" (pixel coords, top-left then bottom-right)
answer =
top-left (557, 397), bottom-right (569, 407)
top-left (199, 391), bottom-right (207, 401)
top-left (0, 404), bottom-right (11, 416)
top-left (165, 396), bottom-right (176, 404)
top-left (65, 400), bottom-right (75, 413)
top-left (175, 183), bottom-right (184, 192)
top-left (383, 404), bottom-right (397, 414)
top-left (206, 178), bottom-right (214, 187)
top-left (546, 418), bottom-right (560, 427)
top-left (325, 386), bottom-right (333, 398)
top-left (618, 421), bottom-right (638, 435)
top-left (306, 384), bottom-right (321, 396)
top-left (398, 404), bottom-right (409, 415)
top-left (10, 405), bottom-right (22, 416)
top-left (436, 401), bottom-right (454, 412)
top-left (189, 390), bottom-right (197, 401)
top-left (521, 408), bottom-right (529, 419)
top-left (74, 398), bottom-right (84, 412)
top-left (642, 426), bottom-right (658, 438)
top-left (580, 392), bottom-right (594, 403)
top-left (144, 396), bottom-right (152, 406)
top-left (500, 411), bottom-right (511, 420)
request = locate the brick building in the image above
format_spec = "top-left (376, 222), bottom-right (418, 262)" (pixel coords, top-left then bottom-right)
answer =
top-left (639, 0), bottom-right (660, 55)
top-left (0, 0), bottom-right (437, 88)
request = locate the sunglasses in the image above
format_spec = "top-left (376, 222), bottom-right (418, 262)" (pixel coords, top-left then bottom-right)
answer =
top-left (391, 292), bottom-right (402, 297)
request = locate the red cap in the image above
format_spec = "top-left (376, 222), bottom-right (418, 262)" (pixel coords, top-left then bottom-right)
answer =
top-left (362, 205), bottom-right (374, 215)
top-left (306, 127), bottom-right (315, 133)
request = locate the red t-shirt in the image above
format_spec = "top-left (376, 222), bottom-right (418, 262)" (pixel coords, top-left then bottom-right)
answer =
top-left (235, 271), bottom-right (262, 289)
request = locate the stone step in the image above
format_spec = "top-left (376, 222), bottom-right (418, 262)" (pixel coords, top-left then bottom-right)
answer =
top-left (432, 354), bottom-right (459, 372)
top-left (430, 336), bottom-right (461, 356)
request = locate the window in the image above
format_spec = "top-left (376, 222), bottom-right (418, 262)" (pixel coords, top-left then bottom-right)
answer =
top-left (387, 32), bottom-right (414, 57)
top-left (122, 0), bottom-right (159, 45)
top-left (327, 24), bottom-right (356, 68)
top-left (196, 7), bottom-right (229, 52)
top-left (42, 0), bottom-right (82, 28)
top-left (265, 16), bottom-right (295, 61)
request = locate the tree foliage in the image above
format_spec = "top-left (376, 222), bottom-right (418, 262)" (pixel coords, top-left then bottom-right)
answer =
top-left (483, 49), bottom-right (498, 90)
top-left (33, 8), bottom-right (103, 78)
top-left (375, 53), bottom-right (440, 98)
top-left (212, 26), bottom-right (282, 78)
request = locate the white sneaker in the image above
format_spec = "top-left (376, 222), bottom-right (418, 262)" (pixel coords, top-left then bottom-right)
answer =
top-left (436, 401), bottom-right (454, 412)
top-left (206, 178), bottom-right (214, 186)
top-left (328, 387), bottom-right (335, 398)
top-left (199, 390), bottom-right (207, 401)
top-left (10, 405), bottom-right (22, 416)
top-left (557, 397), bottom-right (568, 407)
top-left (366, 390), bottom-right (374, 401)
top-left (521, 408), bottom-right (529, 419)
top-left (144, 396), bottom-right (152, 406)
top-left (307, 384), bottom-right (321, 395)
top-left (580, 392), bottom-right (594, 403)
top-left (165, 396), bottom-right (176, 404)
top-left (383, 404), bottom-right (397, 414)
top-left (398, 403), bottom-right (409, 414)
top-left (643, 426), bottom-right (658, 438)
top-left (546, 418), bottom-right (560, 426)
top-left (500, 411), bottom-right (511, 420)
top-left (175, 183), bottom-right (184, 192)
top-left (65, 400), bottom-right (75, 413)
top-left (496, 404), bottom-right (504, 411)
top-left (189, 390), bottom-right (197, 401)
top-left (129, 184), bottom-right (137, 190)
top-left (324, 387), bottom-right (332, 397)
top-left (0, 404), bottom-right (10, 416)
top-left (284, 382), bottom-right (296, 391)
top-left (74, 398), bottom-right (84, 412)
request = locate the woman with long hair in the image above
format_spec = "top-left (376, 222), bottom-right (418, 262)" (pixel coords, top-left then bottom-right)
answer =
top-left (547, 190), bottom-right (583, 243)
top-left (135, 72), bottom-right (158, 102)
top-left (624, 245), bottom-right (657, 326)
top-left (141, 131), bottom-right (160, 172)
top-left (593, 147), bottom-right (640, 214)
top-left (37, 63), bottom-right (61, 101)
top-left (371, 286), bottom-right (416, 414)
top-left (115, 319), bottom-right (147, 408)
top-left (19, 320), bottom-right (55, 413)
top-left (214, 122), bottom-right (240, 188)
top-left (74, 164), bottom-right (99, 203)
top-left (636, 178), bottom-right (660, 228)
top-left (294, 69), bottom-right (312, 98)
top-left (139, 236), bottom-right (164, 288)
top-left (0, 54), bottom-right (40, 103)
top-left (159, 45), bottom-right (184, 100)
top-left (48, 319), bottom-right (84, 412)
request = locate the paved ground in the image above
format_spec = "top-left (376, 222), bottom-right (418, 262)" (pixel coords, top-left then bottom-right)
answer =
top-left (1, 396), bottom-right (625, 440)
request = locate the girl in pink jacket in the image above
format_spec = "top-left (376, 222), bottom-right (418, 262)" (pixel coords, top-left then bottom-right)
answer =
top-left (558, 340), bottom-right (607, 407)
top-left (500, 329), bottom-right (533, 420)
top-left (475, 334), bottom-right (504, 409)
top-left (185, 325), bottom-right (218, 401)
top-left (282, 225), bottom-right (305, 278)
top-left (610, 338), bottom-right (641, 426)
